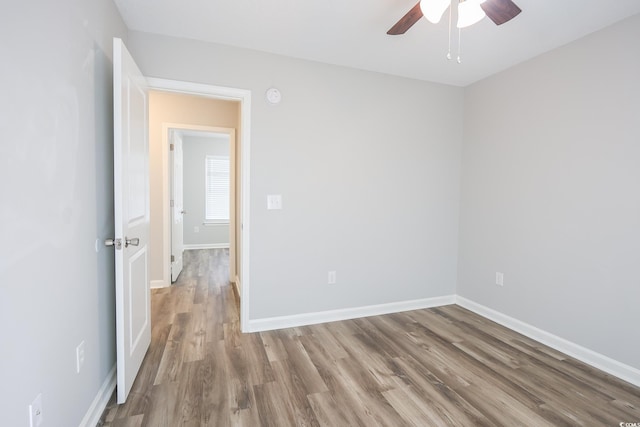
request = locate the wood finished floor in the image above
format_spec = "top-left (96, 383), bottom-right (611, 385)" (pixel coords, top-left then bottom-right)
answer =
top-left (99, 249), bottom-right (640, 426)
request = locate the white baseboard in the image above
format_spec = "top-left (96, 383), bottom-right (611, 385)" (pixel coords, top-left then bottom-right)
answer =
top-left (247, 295), bottom-right (456, 332)
top-left (184, 243), bottom-right (229, 250)
top-left (455, 296), bottom-right (640, 388)
top-left (150, 279), bottom-right (169, 289)
top-left (79, 365), bottom-right (116, 427)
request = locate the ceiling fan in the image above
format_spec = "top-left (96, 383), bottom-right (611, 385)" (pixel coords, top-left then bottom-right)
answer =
top-left (387, 0), bottom-right (522, 35)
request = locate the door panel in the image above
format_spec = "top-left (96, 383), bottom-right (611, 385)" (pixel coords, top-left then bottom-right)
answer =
top-left (113, 37), bottom-right (150, 404)
top-left (128, 249), bottom-right (148, 350)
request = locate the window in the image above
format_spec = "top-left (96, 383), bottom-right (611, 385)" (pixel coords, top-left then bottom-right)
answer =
top-left (205, 155), bottom-right (230, 223)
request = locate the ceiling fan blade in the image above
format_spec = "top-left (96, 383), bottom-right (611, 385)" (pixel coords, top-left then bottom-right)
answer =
top-left (387, 2), bottom-right (423, 35)
top-left (480, 0), bottom-right (521, 25)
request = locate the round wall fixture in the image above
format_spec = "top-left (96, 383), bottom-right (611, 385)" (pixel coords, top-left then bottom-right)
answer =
top-left (265, 87), bottom-right (282, 105)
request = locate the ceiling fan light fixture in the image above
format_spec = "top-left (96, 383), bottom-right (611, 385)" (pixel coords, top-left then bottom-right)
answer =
top-left (457, 0), bottom-right (487, 28)
top-left (420, 0), bottom-right (451, 24)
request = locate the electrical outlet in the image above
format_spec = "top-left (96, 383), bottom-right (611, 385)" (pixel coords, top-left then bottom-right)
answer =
top-left (76, 341), bottom-right (85, 373)
top-left (328, 271), bottom-right (337, 285)
top-left (267, 194), bottom-right (282, 210)
top-left (496, 272), bottom-right (504, 286)
top-left (29, 393), bottom-right (43, 427)
top-left (194, 226), bottom-right (200, 233)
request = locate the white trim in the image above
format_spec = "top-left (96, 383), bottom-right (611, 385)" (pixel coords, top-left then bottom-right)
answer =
top-left (236, 91), bottom-right (251, 332)
top-left (78, 365), bottom-right (116, 427)
top-left (147, 78), bottom-right (247, 101)
top-left (159, 125), bottom-right (172, 290)
top-left (150, 279), bottom-right (169, 289)
top-left (184, 243), bottom-right (230, 250)
top-left (246, 295), bottom-right (456, 332)
top-left (147, 78), bottom-right (251, 333)
top-left (239, 88), bottom-right (251, 334)
top-left (455, 296), bottom-right (640, 388)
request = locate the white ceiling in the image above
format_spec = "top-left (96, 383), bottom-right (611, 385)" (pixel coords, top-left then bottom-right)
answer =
top-left (114, 0), bottom-right (640, 87)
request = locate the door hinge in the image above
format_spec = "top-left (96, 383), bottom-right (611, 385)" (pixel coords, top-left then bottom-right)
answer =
top-left (170, 199), bottom-right (174, 207)
top-left (171, 255), bottom-right (175, 262)
top-left (170, 143), bottom-right (174, 151)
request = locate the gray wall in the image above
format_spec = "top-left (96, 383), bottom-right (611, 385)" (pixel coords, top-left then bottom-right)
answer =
top-left (459, 14), bottom-right (640, 370)
top-left (2, 6), bottom-right (635, 425)
top-left (0, 0), bottom-right (127, 425)
top-left (183, 134), bottom-right (231, 247)
top-left (129, 32), bottom-right (464, 320)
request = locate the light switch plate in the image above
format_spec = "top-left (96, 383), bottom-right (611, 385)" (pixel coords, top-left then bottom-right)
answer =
top-left (29, 393), bottom-right (43, 427)
top-left (267, 195), bottom-right (282, 210)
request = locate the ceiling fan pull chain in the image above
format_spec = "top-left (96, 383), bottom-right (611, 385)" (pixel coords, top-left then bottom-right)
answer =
top-left (447, 1), bottom-right (453, 60)
top-left (457, 27), bottom-right (462, 63)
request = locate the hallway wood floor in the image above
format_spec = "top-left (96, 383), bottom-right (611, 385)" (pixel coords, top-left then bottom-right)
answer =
top-left (99, 249), bottom-right (640, 426)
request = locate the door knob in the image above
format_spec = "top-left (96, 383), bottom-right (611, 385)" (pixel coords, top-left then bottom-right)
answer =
top-left (125, 237), bottom-right (140, 247)
top-left (180, 210), bottom-right (187, 214)
top-left (105, 238), bottom-right (122, 250)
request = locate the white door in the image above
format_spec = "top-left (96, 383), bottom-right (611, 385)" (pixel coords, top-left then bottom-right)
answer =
top-left (171, 130), bottom-right (185, 282)
top-left (112, 38), bottom-right (151, 404)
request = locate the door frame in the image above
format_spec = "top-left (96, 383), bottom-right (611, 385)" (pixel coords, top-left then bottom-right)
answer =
top-left (168, 128), bottom-right (184, 283)
top-left (148, 77), bottom-right (251, 332)
top-left (165, 124), bottom-right (236, 281)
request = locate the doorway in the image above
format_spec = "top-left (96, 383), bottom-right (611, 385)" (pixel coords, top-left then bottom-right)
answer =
top-left (169, 127), bottom-right (235, 282)
top-left (148, 79), bottom-right (251, 332)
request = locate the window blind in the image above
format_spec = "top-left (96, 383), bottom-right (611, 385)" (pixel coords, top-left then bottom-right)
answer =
top-left (205, 155), bottom-right (230, 222)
